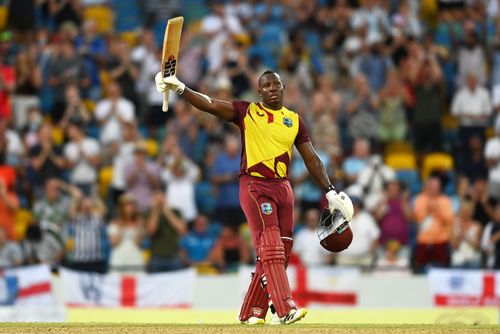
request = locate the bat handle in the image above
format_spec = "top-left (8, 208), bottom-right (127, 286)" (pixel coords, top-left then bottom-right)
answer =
top-left (162, 91), bottom-right (169, 112)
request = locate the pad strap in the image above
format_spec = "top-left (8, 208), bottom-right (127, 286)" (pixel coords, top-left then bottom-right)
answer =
top-left (258, 227), bottom-right (296, 317)
top-left (238, 262), bottom-right (269, 321)
top-left (282, 237), bottom-right (293, 268)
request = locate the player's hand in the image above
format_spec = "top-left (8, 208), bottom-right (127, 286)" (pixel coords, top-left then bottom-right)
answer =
top-left (155, 72), bottom-right (168, 93)
top-left (326, 190), bottom-right (354, 222)
top-left (163, 75), bottom-right (185, 95)
top-left (154, 72), bottom-right (185, 95)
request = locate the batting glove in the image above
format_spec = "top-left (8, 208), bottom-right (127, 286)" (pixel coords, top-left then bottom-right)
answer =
top-left (154, 72), bottom-right (186, 95)
top-left (155, 72), bottom-right (168, 93)
top-left (326, 190), bottom-right (354, 222)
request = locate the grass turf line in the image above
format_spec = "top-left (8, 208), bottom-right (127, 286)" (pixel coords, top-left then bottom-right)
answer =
top-left (0, 324), bottom-right (498, 334)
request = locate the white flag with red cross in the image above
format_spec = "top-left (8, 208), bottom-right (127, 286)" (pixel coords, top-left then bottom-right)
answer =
top-left (239, 264), bottom-right (360, 307)
top-left (429, 268), bottom-right (500, 306)
top-left (60, 268), bottom-right (195, 307)
top-left (0, 264), bottom-right (54, 306)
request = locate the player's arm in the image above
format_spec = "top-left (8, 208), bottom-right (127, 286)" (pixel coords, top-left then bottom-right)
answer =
top-left (296, 141), bottom-right (354, 221)
top-left (296, 142), bottom-right (331, 191)
top-left (155, 72), bottom-right (234, 121)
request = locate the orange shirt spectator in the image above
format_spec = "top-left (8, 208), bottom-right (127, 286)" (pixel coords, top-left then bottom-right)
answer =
top-left (0, 178), bottom-right (19, 240)
top-left (413, 178), bottom-right (454, 244)
top-left (0, 61), bottom-right (15, 121)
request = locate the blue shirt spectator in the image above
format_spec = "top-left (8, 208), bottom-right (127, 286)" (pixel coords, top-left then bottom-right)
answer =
top-left (180, 215), bottom-right (217, 265)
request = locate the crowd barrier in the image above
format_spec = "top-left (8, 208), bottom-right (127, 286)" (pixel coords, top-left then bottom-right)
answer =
top-left (1, 264), bottom-right (499, 323)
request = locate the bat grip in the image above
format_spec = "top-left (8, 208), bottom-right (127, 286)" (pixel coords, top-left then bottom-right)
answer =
top-left (162, 91), bottom-right (169, 112)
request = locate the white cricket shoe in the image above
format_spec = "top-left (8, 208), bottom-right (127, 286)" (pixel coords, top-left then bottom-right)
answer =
top-left (281, 308), bottom-right (308, 325)
top-left (269, 304), bottom-right (281, 325)
top-left (240, 316), bottom-right (265, 325)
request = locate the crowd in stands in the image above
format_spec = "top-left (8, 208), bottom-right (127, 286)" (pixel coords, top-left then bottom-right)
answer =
top-left (0, 0), bottom-right (499, 275)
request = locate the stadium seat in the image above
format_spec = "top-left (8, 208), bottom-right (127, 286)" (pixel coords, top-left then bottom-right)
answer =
top-left (52, 127), bottom-right (65, 145)
top-left (15, 210), bottom-right (33, 241)
top-left (143, 139), bottom-right (159, 158)
top-left (421, 152), bottom-right (454, 180)
top-left (83, 6), bottom-right (114, 33)
top-left (120, 31), bottom-right (138, 47)
top-left (98, 167), bottom-right (114, 198)
top-left (83, 99), bottom-right (96, 113)
top-left (385, 152), bottom-right (417, 170)
top-left (384, 141), bottom-right (414, 155)
top-left (0, 6), bottom-right (7, 30)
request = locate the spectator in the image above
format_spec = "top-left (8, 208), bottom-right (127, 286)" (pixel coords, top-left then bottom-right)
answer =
top-left (412, 177), bottom-right (454, 273)
top-left (147, 192), bottom-right (186, 273)
top-left (74, 19), bottom-right (107, 100)
top-left (374, 240), bottom-right (410, 275)
top-left (108, 193), bottom-right (145, 273)
top-left (64, 187), bottom-right (107, 273)
top-left (487, 204), bottom-right (500, 269)
top-left (33, 178), bottom-right (70, 230)
top-left (374, 180), bottom-right (412, 254)
top-left (450, 200), bottom-right (482, 268)
top-left (391, 0), bottom-right (422, 38)
top-left (110, 122), bottom-right (139, 205)
top-left (106, 39), bottom-right (139, 108)
top-left (309, 75), bottom-right (342, 158)
top-left (29, 123), bottom-right (66, 197)
top-left (0, 226), bottom-right (22, 268)
top-left (359, 33), bottom-right (391, 93)
top-left (335, 197), bottom-right (380, 268)
top-left (0, 117), bottom-right (25, 166)
top-left (451, 72), bottom-right (492, 155)
top-left (0, 55), bottom-right (15, 122)
top-left (47, 40), bottom-right (89, 103)
top-left (293, 208), bottom-right (332, 266)
top-left (342, 138), bottom-right (371, 185)
top-left (167, 100), bottom-right (207, 164)
top-left (179, 214), bottom-right (217, 268)
top-left (470, 177), bottom-right (496, 227)
top-left (95, 81), bottom-right (136, 146)
top-left (63, 120), bottom-right (101, 196)
top-left (456, 30), bottom-right (487, 88)
top-left (201, 0), bottom-right (243, 74)
top-left (345, 74), bottom-right (379, 145)
top-left (56, 84), bottom-right (91, 131)
top-left (161, 142), bottom-right (200, 224)
top-left (0, 178), bottom-right (19, 241)
top-left (211, 134), bottom-right (244, 228)
top-left (351, 154), bottom-right (396, 211)
top-left (412, 54), bottom-right (445, 156)
top-left (460, 135), bottom-right (488, 182)
top-left (47, 0), bottom-right (83, 29)
top-left (485, 116), bottom-right (500, 200)
top-left (376, 69), bottom-right (411, 144)
top-left (7, 0), bottom-right (36, 33)
top-left (124, 143), bottom-right (161, 214)
top-left (12, 48), bottom-right (41, 130)
top-left (22, 106), bottom-right (44, 149)
top-left (210, 225), bottom-right (250, 273)
top-left (20, 222), bottom-right (65, 267)
top-left (351, 1), bottom-right (391, 39)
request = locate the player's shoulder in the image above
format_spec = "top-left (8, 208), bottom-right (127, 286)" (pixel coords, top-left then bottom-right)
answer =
top-left (281, 105), bottom-right (299, 116)
top-left (233, 100), bottom-right (252, 109)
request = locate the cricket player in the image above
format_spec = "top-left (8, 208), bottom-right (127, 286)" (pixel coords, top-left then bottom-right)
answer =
top-left (155, 71), bottom-right (354, 325)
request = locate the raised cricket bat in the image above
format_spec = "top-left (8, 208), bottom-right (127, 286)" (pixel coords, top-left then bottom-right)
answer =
top-left (161, 16), bottom-right (184, 112)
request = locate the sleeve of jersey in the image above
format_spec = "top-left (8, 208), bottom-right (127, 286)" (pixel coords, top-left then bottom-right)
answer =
top-left (294, 115), bottom-right (311, 146)
top-left (230, 101), bottom-right (251, 125)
